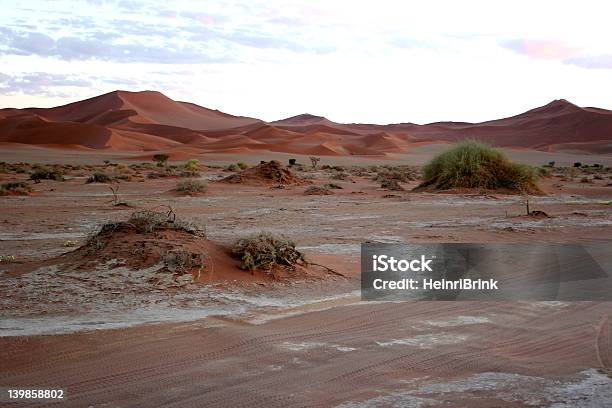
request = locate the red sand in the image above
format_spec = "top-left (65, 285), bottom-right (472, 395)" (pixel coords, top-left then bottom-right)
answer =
top-left (1, 164), bottom-right (612, 406)
top-left (219, 160), bottom-right (310, 185)
top-left (1, 92), bottom-right (611, 156)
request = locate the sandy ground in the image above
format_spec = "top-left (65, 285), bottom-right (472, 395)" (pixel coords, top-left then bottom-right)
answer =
top-left (1, 143), bottom-right (611, 167)
top-left (1, 159), bottom-right (612, 406)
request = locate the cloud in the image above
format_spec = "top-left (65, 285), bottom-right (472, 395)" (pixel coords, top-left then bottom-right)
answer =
top-left (0, 72), bottom-right (92, 96)
top-left (6, 32), bottom-right (55, 55)
top-left (501, 39), bottom-right (581, 60)
top-left (564, 54), bottom-right (612, 69)
top-left (500, 38), bottom-right (612, 70)
top-left (0, 28), bottom-right (231, 64)
top-left (181, 11), bottom-right (228, 25)
top-left (222, 30), bottom-right (307, 51)
top-left (388, 37), bottom-right (432, 49)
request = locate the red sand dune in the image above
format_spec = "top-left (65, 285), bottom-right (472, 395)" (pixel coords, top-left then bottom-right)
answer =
top-left (1, 91), bottom-right (611, 155)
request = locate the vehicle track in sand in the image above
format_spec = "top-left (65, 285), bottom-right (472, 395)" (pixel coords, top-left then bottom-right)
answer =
top-left (1, 301), bottom-right (610, 407)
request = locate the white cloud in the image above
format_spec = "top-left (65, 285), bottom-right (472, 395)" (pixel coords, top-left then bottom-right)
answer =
top-left (0, 0), bottom-right (611, 123)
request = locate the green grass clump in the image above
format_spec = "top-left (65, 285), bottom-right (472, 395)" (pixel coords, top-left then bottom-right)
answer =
top-left (232, 232), bottom-right (304, 271)
top-left (417, 140), bottom-right (540, 193)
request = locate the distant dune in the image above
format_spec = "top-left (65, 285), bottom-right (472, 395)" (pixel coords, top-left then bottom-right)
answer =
top-left (1, 91), bottom-right (611, 156)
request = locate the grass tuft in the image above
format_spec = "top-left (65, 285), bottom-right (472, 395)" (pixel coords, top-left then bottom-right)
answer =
top-left (417, 140), bottom-right (540, 193)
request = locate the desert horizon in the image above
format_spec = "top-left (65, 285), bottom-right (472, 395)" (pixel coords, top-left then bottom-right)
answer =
top-left (2, 89), bottom-right (612, 167)
top-left (1, 1), bottom-right (612, 407)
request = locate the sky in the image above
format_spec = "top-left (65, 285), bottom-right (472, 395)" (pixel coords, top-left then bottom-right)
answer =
top-left (0, 0), bottom-right (611, 124)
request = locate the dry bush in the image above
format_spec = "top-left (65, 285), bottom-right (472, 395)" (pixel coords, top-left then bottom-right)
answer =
top-left (30, 166), bottom-right (64, 183)
top-left (0, 181), bottom-right (32, 196)
top-left (127, 209), bottom-right (201, 235)
top-left (380, 179), bottom-right (404, 191)
top-left (373, 166), bottom-right (417, 183)
top-left (87, 171), bottom-right (113, 183)
top-left (174, 179), bottom-right (207, 194)
top-left (305, 185), bottom-right (333, 195)
top-left (232, 232), bottom-right (304, 271)
top-left (88, 209), bottom-right (204, 242)
top-left (324, 183), bottom-right (343, 189)
top-left (330, 170), bottom-right (349, 180)
top-left (162, 249), bottom-right (206, 275)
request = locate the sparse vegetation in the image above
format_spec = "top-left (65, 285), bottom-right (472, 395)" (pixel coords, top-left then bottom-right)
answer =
top-left (174, 179), bottom-right (207, 194)
top-left (153, 153), bottom-right (169, 167)
top-left (127, 209), bottom-right (201, 235)
top-left (0, 255), bottom-right (16, 263)
top-left (0, 181), bottom-right (32, 196)
top-left (88, 208), bottom-right (204, 242)
top-left (108, 184), bottom-right (128, 206)
top-left (232, 232), bottom-right (304, 271)
top-left (162, 249), bottom-right (205, 277)
top-left (309, 156), bottom-right (321, 169)
top-left (372, 166), bottom-right (418, 185)
top-left (417, 140), bottom-right (540, 193)
top-left (289, 158), bottom-right (297, 166)
top-left (324, 183), bottom-right (343, 189)
top-left (305, 185), bottom-right (333, 195)
top-left (330, 170), bottom-right (349, 180)
top-left (227, 163), bottom-right (239, 172)
top-left (537, 166), bottom-right (551, 177)
top-left (380, 178), bottom-right (404, 191)
top-left (561, 167), bottom-right (580, 181)
top-left (184, 159), bottom-right (200, 173)
top-left (87, 171), bottom-right (113, 183)
top-left (237, 161), bottom-right (249, 170)
top-left (29, 166), bottom-right (64, 183)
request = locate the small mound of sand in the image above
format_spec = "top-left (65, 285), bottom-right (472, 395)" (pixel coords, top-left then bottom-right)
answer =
top-left (48, 210), bottom-right (336, 286)
top-left (219, 160), bottom-right (310, 186)
top-left (66, 214), bottom-right (210, 285)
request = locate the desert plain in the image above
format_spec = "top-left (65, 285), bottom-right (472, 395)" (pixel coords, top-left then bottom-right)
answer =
top-left (1, 91), bottom-right (612, 407)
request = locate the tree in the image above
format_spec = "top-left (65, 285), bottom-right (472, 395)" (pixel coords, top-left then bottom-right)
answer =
top-left (153, 154), bottom-right (169, 167)
top-left (309, 156), bottom-right (321, 169)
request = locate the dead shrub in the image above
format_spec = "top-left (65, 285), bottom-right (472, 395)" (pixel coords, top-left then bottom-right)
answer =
top-left (380, 178), bottom-right (404, 191)
top-left (304, 185), bottom-right (333, 195)
top-left (174, 179), bottom-right (207, 194)
top-left (232, 232), bottom-right (304, 271)
top-left (30, 166), bottom-right (64, 183)
top-left (87, 171), bottom-right (113, 183)
top-left (162, 249), bottom-right (206, 276)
